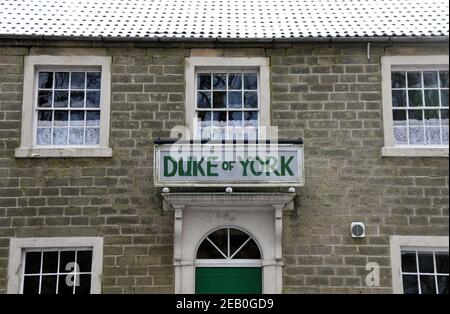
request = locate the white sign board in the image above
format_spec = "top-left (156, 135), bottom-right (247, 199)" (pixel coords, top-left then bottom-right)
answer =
top-left (154, 143), bottom-right (304, 187)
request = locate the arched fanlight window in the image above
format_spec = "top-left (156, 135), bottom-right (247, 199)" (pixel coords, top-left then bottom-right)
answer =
top-left (196, 228), bottom-right (261, 259)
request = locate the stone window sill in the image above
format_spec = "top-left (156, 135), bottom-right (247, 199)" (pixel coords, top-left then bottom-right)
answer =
top-left (381, 146), bottom-right (449, 158)
top-left (15, 147), bottom-right (113, 158)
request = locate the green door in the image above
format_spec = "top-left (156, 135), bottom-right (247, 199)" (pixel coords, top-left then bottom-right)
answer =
top-left (195, 267), bottom-right (262, 294)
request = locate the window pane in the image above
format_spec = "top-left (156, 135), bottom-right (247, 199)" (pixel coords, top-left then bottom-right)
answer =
top-left (402, 275), bottom-right (419, 294)
top-left (86, 72), bottom-right (101, 89)
top-left (435, 253), bottom-right (449, 273)
top-left (244, 112), bottom-right (258, 140)
top-left (392, 90), bottom-right (407, 107)
top-left (198, 112), bottom-right (212, 139)
top-left (440, 71), bottom-right (449, 88)
top-left (54, 91), bottom-right (68, 108)
top-left (441, 109), bottom-right (449, 125)
top-left (426, 128), bottom-right (441, 145)
top-left (42, 251), bottom-right (58, 273)
top-left (69, 128), bottom-right (84, 145)
top-left (213, 91), bottom-right (226, 108)
top-left (244, 73), bottom-right (258, 90)
top-left (38, 72), bottom-right (53, 89)
top-left (394, 127), bottom-right (408, 144)
top-left (423, 71), bottom-right (439, 88)
top-left (424, 110), bottom-right (440, 126)
top-left (198, 111), bottom-right (212, 123)
top-left (392, 71), bottom-right (406, 88)
top-left (244, 111), bottom-right (258, 122)
top-left (408, 90), bottom-right (423, 107)
top-left (196, 239), bottom-right (225, 259)
top-left (244, 91), bottom-right (258, 108)
top-left (233, 239), bottom-right (261, 259)
top-left (58, 274), bottom-right (75, 294)
top-left (86, 111), bottom-right (100, 126)
top-left (70, 111), bottom-right (84, 126)
top-left (54, 111), bottom-right (68, 126)
top-left (197, 91), bottom-right (211, 108)
top-left (36, 128), bottom-right (51, 145)
top-left (207, 229), bottom-right (228, 257)
top-left (59, 251), bottom-right (75, 273)
top-left (75, 274), bottom-right (92, 295)
top-left (437, 276), bottom-right (449, 294)
top-left (441, 90), bottom-right (449, 107)
top-left (55, 72), bottom-right (69, 89)
top-left (71, 72), bottom-right (85, 89)
top-left (213, 73), bottom-right (226, 90)
top-left (424, 90), bottom-right (439, 107)
top-left (407, 72), bottom-right (422, 88)
top-left (38, 91), bottom-right (53, 107)
top-left (420, 275), bottom-right (437, 294)
top-left (212, 111), bottom-right (227, 130)
top-left (23, 276), bottom-right (40, 294)
top-left (53, 128), bottom-right (68, 145)
top-left (401, 252), bottom-right (417, 273)
top-left (86, 91), bottom-right (100, 108)
top-left (418, 252), bottom-right (435, 273)
top-left (228, 91), bottom-right (242, 108)
top-left (40, 275), bottom-right (57, 294)
top-left (197, 74), bottom-right (211, 90)
top-left (408, 110), bottom-right (423, 126)
top-left (85, 128), bottom-right (100, 145)
top-left (229, 229), bottom-right (250, 257)
top-left (228, 73), bottom-right (243, 89)
top-left (443, 126), bottom-right (449, 145)
top-left (70, 91), bottom-right (85, 108)
top-left (37, 110), bottom-right (52, 127)
top-left (393, 110), bottom-right (407, 126)
top-left (409, 127), bottom-right (425, 145)
top-left (25, 252), bottom-right (42, 274)
top-left (76, 250), bottom-right (93, 272)
top-left (228, 111), bottom-right (243, 127)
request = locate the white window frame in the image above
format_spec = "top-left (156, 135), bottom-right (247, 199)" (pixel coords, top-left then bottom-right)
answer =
top-left (15, 55), bottom-right (112, 158)
top-left (390, 235), bottom-right (449, 294)
top-left (7, 237), bottom-right (104, 294)
top-left (185, 57), bottom-right (271, 140)
top-left (381, 55), bottom-right (449, 157)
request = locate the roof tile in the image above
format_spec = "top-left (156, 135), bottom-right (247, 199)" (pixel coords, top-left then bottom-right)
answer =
top-left (0, 0), bottom-right (448, 40)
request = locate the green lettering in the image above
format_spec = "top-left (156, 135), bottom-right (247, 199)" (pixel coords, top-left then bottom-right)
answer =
top-left (192, 157), bottom-right (205, 176)
top-left (163, 156), bottom-right (177, 177)
top-left (265, 156), bottom-right (281, 176)
top-left (280, 156), bottom-right (294, 176)
top-left (250, 157), bottom-right (263, 176)
top-left (239, 158), bottom-right (251, 176)
top-left (207, 157), bottom-right (219, 177)
top-left (177, 158), bottom-right (192, 176)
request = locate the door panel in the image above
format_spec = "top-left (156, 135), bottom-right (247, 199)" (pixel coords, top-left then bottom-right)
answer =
top-left (195, 267), bottom-right (262, 294)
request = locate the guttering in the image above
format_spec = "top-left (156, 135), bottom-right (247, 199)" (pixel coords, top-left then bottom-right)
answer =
top-left (0, 33), bottom-right (448, 44)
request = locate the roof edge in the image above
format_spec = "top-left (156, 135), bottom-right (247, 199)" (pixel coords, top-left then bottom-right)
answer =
top-left (0, 33), bottom-right (448, 44)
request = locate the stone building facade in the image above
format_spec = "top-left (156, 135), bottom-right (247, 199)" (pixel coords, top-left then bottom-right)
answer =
top-left (0, 0), bottom-right (449, 296)
top-left (0, 40), bottom-right (448, 294)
